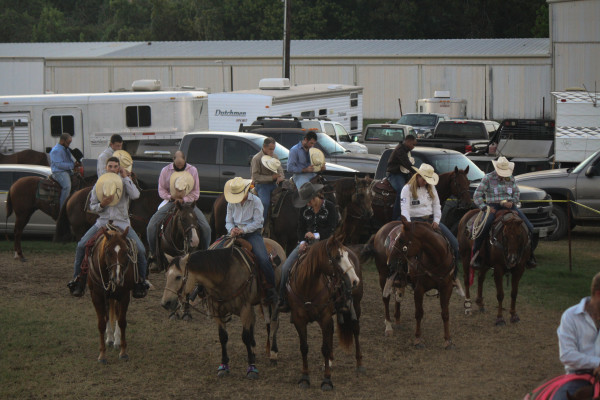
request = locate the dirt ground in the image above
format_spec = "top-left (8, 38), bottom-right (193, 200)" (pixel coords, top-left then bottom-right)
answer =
top-left (0, 249), bottom-right (566, 400)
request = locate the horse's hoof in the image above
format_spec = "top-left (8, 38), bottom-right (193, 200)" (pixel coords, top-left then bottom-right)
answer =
top-left (414, 342), bottom-right (425, 349)
top-left (98, 358), bottom-right (107, 365)
top-left (106, 341), bottom-right (114, 348)
top-left (444, 341), bottom-right (455, 350)
top-left (298, 375), bottom-right (310, 389)
top-left (384, 329), bottom-right (393, 337)
top-left (356, 366), bottom-right (366, 375)
top-left (217, 370), bottom-right (230, 378)
top-left (510, 314), bottom-right (520, 323)
top-left (495, 318), bottom-right (506, 326)
top-left (270, 359), bottom-right (278, 366)
top-left (168, 311), bottom-right (180, 320)
top-left (119, 353), bottom-right (129, 361)
top-left (181, 313), bottom-right (192, 321)
top-left (321, 378), bottom-right (334, 391)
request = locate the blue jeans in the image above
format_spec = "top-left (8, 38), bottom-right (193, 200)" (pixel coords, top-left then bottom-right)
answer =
top-left (255, 182), bottom-right (276, 221)
top-left (279, 244), bottom-right (300, 299)
top-left (387, 173), bottom-right (407, 220)
top-left (52, 171), bottom-right (71, 209)
top-left (242, 230), bottom-right (274, 287)
top-left (146, 201), bottom-right (211, 254)
top-left (473, 203), bottom-right (536, 253)
top-left (73, 225), bottom-right (147, 281)
top-left (551, 378), bottom-right (590, 400)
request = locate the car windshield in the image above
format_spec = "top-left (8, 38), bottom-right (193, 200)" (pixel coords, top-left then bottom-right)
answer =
top-left (572, 149), bottom-right (600, 174)
top-left (316, 132), bottom-right (346, 155)
top-left (397, 114), bottom-right (438, 127)
top-left (248, 137), bottom-right (289, 162)
top-left (334, 124), bottom-right (352, 142)
top-left (413, 153), bottom-right (485, 182)
top-left (300, 121), bottom-right (322, 131)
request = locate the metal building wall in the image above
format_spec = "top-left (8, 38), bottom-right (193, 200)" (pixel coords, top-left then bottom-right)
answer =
top-left (0, 60), bottom-right (44, 95)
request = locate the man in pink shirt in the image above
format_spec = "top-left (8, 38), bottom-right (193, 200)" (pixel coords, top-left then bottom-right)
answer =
top-left (146, 151), bottom-right (211, 267)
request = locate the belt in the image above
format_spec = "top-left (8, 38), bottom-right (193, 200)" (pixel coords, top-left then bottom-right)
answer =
top-left (412, 215), bottom-right (433, 223)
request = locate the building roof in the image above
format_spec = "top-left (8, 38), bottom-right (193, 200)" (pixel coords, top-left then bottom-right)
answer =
top-left (0, 38), bottom-right (550, 60)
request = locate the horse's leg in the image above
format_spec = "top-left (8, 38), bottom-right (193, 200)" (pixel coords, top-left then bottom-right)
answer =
top-left (509, 268), bottom-right (525, 323)
top-left (463, 254), bottom-right (473, 316)
top-left (116, 295), bottom-right (130, 360)
top-left (105, 301), bottom-right (115, 348)
top-left (476, 269), bottom-right (487, 313)
top-left (440, 280), bottom-right (454, 349)
top-left (319, 316), bottom-right (335, 391)
top-left (13, 212), bottom-right (33, 261)
top-left (261, 304), bottom-right (279, 365)
top-left (378, 271), bottom-right (394, 336)
top-left (413, 285), bottom-right (426, 348)
top-left (240, 304), bottom-right (258, 380)
top-left (293, 320), bottom-right (311, 389)
top-left (353, 299), bottom-right (365, 374)
top-left (216, 319), bottom-right (230, 377)
top-left (494, 268), bottom-right (506, 326)
top-left (92, 294), bottom-right (108, 364)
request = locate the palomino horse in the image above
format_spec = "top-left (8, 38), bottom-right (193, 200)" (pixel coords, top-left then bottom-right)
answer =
top-left (6, 172), bottom-right (88, 261)
top-left (53, 187), bottom-right (161, 244)
top-left (363, 218), bottom-right (456, 348)
top-left (161, 238), bottom-right (286, 377)
top-left (458, 209), bottom-right (532, 325)
top-left (0, 149), bottom-right (49, 166)
top-left (87, 227), bottom-right (138, 363)
top-left (286, 236), bottom-right (363, 391)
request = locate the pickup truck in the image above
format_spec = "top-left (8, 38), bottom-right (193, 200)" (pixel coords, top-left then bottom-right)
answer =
top-left (82, 132), bottom-right (359, 211)
top-left (515, 148), bottom-right (600, 240)
top-left (415, 119), bottom-right (499, 154)
top-left (355, 123), bottom-right (415, 155)
top-left (396, 113), bottom-right (449, 138)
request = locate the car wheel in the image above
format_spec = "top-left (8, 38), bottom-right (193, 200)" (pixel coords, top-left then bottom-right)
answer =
top-left (546, 205), bottom-right (568, 241)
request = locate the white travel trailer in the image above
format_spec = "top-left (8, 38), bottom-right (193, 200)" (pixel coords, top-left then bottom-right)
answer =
top-left (416, 91), bottom-right (467, 119)
top-left (208, 79), bottom-right (364, 135)
top-left (0, 84), bottom-right (208, 159)
top-left (552, 90), bottom-right (600, 164)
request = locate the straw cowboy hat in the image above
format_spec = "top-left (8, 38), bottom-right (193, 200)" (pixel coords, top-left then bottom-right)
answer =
top-left (293, 181), bottom-right (325, 208)
top-left (309, 148), bottom-right (325, 172)
top-left (224, 177), bottom-right (253, 204)
top-left (169, 171), bottom-right (194, 197)
top-left (261, 155), bottom-right (281, 173)
top-left (112, 150), bottom-right (133, 173)
top-left (95, 172), bottom-right (123, 207)
top-left (492, 156), bottom-right (515, 177)
top-left (412, 163), bottom-right (439, 186)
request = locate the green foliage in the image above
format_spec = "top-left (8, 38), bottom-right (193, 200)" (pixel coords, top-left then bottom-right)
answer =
top-left (532, 4), bottom-right (549, 38)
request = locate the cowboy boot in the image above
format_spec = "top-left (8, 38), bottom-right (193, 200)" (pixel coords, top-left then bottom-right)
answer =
top-left (526, 252), bottom-right (537, 269)
top-left (70, 274), bottom-right (87, 297)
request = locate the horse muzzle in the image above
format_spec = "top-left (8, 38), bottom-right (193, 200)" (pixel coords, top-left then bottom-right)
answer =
top-left (161, 298), bottom-right (178, 311)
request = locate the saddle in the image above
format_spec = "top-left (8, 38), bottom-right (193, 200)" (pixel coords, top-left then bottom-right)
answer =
top-left (371, 178), bottom-right (396, 223)
top-left (36, 177), bottom-right (61, 204)
top-left (81, 225), bottom-right (138, 276)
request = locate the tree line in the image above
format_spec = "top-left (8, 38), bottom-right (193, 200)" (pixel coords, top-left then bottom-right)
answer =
top-left (0, 0), bottom-right (548, 43)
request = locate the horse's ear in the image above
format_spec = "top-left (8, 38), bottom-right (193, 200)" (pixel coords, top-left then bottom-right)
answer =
top-left (165, 254), bottom-right (174, 264)
top-left (400, 215), bottom-right (411, 230)
top-left (454, 166), bottom-right (459, 174)
top-left (465, 165), bottom-right (469, 174)
top-left (103, 229), bottom-right (111, 240)
top-left (180, 254), bottom-right (189, 266)
top-left (122, 226), bottom-right (130, 237)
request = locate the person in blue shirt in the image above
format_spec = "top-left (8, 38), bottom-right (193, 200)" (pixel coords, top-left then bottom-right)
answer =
top-left (49, 133), bottom-right (75, 209)
top-left (287, 131), bottom-right (325, 189)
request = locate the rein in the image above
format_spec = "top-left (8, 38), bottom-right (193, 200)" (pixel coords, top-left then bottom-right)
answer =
top-left (489, 214), bottom-right (529, 269)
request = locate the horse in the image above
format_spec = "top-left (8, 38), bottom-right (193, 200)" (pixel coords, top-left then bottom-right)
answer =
top-left (53, 187), bottom-right (161, 245)
top-left (160, 237), bottom-right (286, 377)
top-left (362, 218), bottom-right (456, 348)
top-left (6, 172), bottom-right (88, 261)
top-left (0, 149), bottom-right (49, 166)
top-left (333, 176), bottom-right (373, 244)
top-left (155, 202), bottom-right (202, 271)
top-left (87, 226), bottom-right (138, 363)
top-left (458, 208), bottom-right (531, 325)
top-left (286, 236), bottom-right (363, 391)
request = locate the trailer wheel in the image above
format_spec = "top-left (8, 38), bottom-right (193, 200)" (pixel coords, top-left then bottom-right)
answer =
top-left (546, 205), bottom-right (568, 241)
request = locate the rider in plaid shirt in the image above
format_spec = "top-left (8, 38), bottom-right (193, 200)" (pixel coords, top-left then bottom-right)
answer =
top-left (471, 156), bottom-right (537, 268)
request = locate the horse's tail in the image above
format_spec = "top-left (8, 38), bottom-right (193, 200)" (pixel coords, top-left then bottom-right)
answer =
top-left (54, 199), bottom-right (74, 242)
top-left (6, 188), bottom-right (13, 218)
top-left (208, 209), bottom-right (216, 243)
top-left (336, 316), bottom-right (355, 351)
top-left (359, 234), bottom-right (376, 264)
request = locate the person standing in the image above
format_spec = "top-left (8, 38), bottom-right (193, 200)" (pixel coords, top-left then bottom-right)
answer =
top-left (251, 137), bottom-right (284, 220)
top-left (287, 131), bottom-right (325, 189)
top-left (97, 134), bottom-right (123, 177)
top-left (386, 135), bottom-right (417, 220)
top-left (49, 133), bottom-right (75, 209)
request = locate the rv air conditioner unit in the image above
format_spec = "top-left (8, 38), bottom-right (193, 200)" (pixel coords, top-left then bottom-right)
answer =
top-left (434, 90), bottom-right (451, 98)
top-left (132, 79), bottom-right (161, 91)
top-left (259, 78), bottom-right (291, 90)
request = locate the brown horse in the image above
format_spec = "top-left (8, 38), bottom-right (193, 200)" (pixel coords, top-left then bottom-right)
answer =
top-left (161, 237), bottom-right (286, 377)
top-left (286, 236), bottom-right (363, 390)
top-left (6, 172), bottom-right (88, 261)
top-left (363, 218), bottom-right (456, 348)
top-left (334, 176), bottom-right (373, 244)
top-left (0, 149), bottom-right (49, 166)
top-left (458, 209), bottom-right (531, 325)
top-left (87, 227), bottom-right (137, 363)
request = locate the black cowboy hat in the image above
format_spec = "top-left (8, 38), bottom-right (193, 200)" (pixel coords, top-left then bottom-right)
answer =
top-left (293, 182), bottom-right (324, 208)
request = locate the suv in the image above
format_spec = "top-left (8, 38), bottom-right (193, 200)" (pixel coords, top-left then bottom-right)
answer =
top-left (396, 113), bottom-right (448, 138)
top-left (355, 123), bottom-right (416, 155)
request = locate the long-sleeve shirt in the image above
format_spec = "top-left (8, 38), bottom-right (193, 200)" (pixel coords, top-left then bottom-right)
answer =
top-left (89, 175), bottom-right (139, 230)
top-left (400, 185), bottom-right (442, 223)
top-left (287, 141), bottom-right (311, 174)
top-left (297, 199), bottom-right (338, 242)
top-left (157, 163), bottom-right (200, 204)
top-left (387, 143), bottom-right (414, 175)
top-left (473, 171), bottom-right (520, 210)
top-left (557, 297), bottom-right (600, 374)
top-left (49, 143), bottom-right (74, 174)
top-left (96, 146), bottom-right (114, 177)
top-left (225, 193), bottom-right (264, 234)
top-left (251, 150), bottom-right (284, 184)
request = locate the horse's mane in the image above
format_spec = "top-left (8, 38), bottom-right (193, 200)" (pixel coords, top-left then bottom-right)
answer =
top-left (295, 240), bottom-right (334, 284)
top-left (187, 247), bottom-right (236, 274)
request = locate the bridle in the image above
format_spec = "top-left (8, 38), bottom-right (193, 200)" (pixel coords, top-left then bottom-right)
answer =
top-left (163, 207), bottom-right (198, 254)
top-left (489, 214), bottom-right (528, 269)
top-left (450, 172), bottom-right (471, 207)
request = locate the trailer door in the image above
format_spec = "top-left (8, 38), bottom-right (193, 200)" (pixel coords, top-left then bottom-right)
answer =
top-left (43, 108), bottom-right (83, 156)
top-left (0, 112), bottom-right (31, 154)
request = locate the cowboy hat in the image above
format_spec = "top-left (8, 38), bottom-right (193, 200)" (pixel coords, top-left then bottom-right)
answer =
top-left (293, 181), bottom-right (325, 208)
top-left (492, 156), bottom-right (515, 177)
top-left (112, 150), bottom-right (133, 173)
top-left (169, 171), bottom-right (194, 197)
top-left (95, 172), bottom-right (123, 207)
top-left (261, 155), bottom-right (281, 173)
top-left (224, 177), bottom-right (253, 204)
top-left (309, 148), bottom-right (325, 172)
top-left (412, 163), bottom-right (439, 185)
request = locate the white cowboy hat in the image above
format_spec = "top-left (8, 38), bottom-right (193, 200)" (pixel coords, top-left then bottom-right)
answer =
top-left (412, 163), bottom-right (439, 186)
top-left (169, 171), bottom-right (194, 197)
top-left (309, 148), bottom-right (325, 172)
top-left (112, 150), bottom-right (133, 173)
top-left (492, 156), bottom-right (515, 177)
top-left (261, 155), bottom-right (281, 173)
top-left (95, 172), bottom-right (123, 207)
top-left (293, 182), bottom-right (325, 208)
top-left (224, 177), bottom-right (253, 204)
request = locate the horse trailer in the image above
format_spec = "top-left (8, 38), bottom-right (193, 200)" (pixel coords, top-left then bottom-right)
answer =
top-left (416, 91), bottom-right (467, 119)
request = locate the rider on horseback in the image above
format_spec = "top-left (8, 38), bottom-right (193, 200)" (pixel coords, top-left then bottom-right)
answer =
top-left (386, 135), bottom-right (416, 220)
top-left (49, 133), bottom-right (75, 209)
top-left (470, 156), bottom-right (537, 269)
top-left (224, 177), bottom-right (279, 304)
top-left (251, 137), bottom-right (284, 221)
top-left (67, 156), bottom-right (149, 298)
top-left (287, 131), bottom-right (326, 190)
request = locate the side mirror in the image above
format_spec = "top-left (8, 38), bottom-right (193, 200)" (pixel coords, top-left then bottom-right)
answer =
top-left (585, 165), bottom-right (595, 177)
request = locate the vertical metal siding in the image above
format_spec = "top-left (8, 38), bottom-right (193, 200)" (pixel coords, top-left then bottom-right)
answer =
top-left (112, 67), bottom-right (170, 91)
top-left (232, 66), bottom-right (281, 90)
top-left (172, 66), bottom-right (221, 92)
top-left (0, 61), bottom-right (44, 95)
top-left (52, 67), bottom-right (109, 93)
top-left (554, 43), bottom-right (600, 91)
top-left (292, 65), bottom-right (355, 86)
top-left (552, 0), bottom-right (600, 42)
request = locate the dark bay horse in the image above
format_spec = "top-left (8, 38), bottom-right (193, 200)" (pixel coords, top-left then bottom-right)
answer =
top-left (0, 149), bottom-right (49, 166)
top-left (334, 176), bottom-right (373, 244)
top-left (286, 236), bottom-right (363, 391)
top-left (6, 172), bottom-right (88, 261)
top-left (156, 202), bottom-right (202, 271)
top-left (160, 237), bottom-right (286, 377)
top-left (458, 209), bottom-right (532, 325)
top-left (87, 227), bottom-right (137, 363)
top-left (363, 218), bottom-right (456, 348)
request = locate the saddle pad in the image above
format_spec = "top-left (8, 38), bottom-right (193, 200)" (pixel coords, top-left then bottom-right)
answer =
top-left (209, 236), bottom-right (235, 250)
top-left (36, 178), bottom-right (60, 203)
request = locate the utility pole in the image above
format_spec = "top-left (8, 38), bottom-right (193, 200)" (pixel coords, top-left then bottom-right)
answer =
top-left (282, 0), bottom-right (291, 79)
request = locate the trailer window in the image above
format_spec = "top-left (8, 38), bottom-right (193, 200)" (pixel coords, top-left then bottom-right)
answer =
top-left (126, 106), bottom-right (151, 128)
top-left (350, 93), bottom-right (358, 107)
top-left (350, 116), bottom-right (358, 131)
top-left (319, 109), bottom-right (327, 116)
top-left (50, 115), bottom-right (75, 137)
top-left (301, 111), bottom-right (315, 118)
